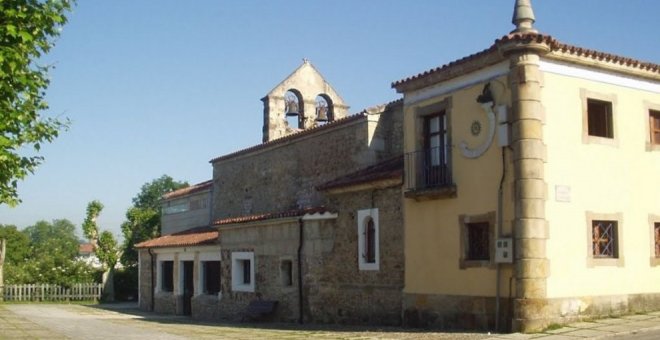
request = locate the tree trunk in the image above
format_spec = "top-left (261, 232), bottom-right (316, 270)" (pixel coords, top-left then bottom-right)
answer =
top-left (102, 267), bottom-right (115, 302)
top-left (0, 239), bottom-right (5, 302)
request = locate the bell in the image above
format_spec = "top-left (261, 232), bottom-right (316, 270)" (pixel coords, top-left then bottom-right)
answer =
top-left (315, 106), bottom-right (328, 122)
top-left (285, 99), bottom-right (299, 117)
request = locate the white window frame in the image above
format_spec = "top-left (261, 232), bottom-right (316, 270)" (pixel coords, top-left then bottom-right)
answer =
top-left (357, 208), bottom-right (380, 271)
top-left (231, 251), bottom-right (255, 292)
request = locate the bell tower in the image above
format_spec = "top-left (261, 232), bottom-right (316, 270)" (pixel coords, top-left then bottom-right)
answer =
top-left (261, 59), bottom-right (349, 142)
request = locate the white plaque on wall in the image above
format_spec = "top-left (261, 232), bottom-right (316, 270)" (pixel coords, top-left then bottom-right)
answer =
top-left (555, 185), bottom-right (571, 202)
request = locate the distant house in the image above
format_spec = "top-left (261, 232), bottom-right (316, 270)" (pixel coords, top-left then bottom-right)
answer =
top-left (77, 242), bottom-right (102, 269)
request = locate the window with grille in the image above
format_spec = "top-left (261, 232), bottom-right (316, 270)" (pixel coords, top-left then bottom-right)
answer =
top-left (357, 208), bottom-right (379, 271)
top-left (592, 220), bottom-right (618, 258)
top-left (466, 222), bottom-right (490, 261)
top-left (650, 110), bottom-right (660, 145)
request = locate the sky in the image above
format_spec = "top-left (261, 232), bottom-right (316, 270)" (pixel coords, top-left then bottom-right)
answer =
top-left (1, 0), bottom-right (659, 240)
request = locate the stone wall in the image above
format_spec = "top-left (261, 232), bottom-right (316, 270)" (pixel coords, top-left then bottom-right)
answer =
top-left (138, 249), bottom-right (153, 311)
top-left (211, 102), bottom-right (403, 221)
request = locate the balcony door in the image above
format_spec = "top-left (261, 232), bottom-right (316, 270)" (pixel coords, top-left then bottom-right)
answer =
top-left (423, 111), bottom-right (447, 187)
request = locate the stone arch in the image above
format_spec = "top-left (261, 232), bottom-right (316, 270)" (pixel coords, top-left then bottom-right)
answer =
top-left (315, 93), bottom-right (334, 122)
top-left (284, 89), bottom-right (304, 129)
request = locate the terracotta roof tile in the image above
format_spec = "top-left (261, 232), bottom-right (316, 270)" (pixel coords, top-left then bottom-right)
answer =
top-left (317, 156), bottom-right (403, 191)
top-left (392, 32), bottom-right (660, 90)
top-left (79, 243), bottom-right (95, 254)
top-left (213, 207), bottom-right (329, 226)
top-left (162, 180), bottom-right (213, 200)
top-left (135, 226), bottom-right (218, 249)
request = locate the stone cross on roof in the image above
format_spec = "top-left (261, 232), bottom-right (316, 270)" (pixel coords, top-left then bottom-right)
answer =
top-left (511, 0), bottom-right (537, 33)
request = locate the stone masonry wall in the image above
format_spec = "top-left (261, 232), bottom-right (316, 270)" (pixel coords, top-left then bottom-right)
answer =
top-left (138, 249), bottom-right (153, 311)
top-left (211, 103), bottom-right (403, 221)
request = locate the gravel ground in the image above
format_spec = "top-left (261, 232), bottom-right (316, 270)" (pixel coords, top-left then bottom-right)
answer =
top-left (0, 303), bottom-right (491, 340)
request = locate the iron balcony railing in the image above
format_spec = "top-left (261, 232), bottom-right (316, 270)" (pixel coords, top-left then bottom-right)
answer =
top-left (405, 147), bottom-right (452, 191)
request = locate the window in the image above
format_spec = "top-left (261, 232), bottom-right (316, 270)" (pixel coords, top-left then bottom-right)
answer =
top-left (459, 212), bottom-right (495, 269)
top-left (357, 208), bottom-right (379, 271)
top-left (580, 89), bottom-right (618, 146)
top-left (592, 220), bottom-right (618, 258)
top-left (160, 261), bottom-right (174, 292)
top-left (231, 252), bottom-right (255, 292)
top-left (280, 259), bottom-right (293, 286)
top-left (466, 222), bottom-right (490, 261)
top-left (202, 261), bottom-right (221, 295)
top-left (587, 99), bottom-right (613, 138)
top-left (586, 212), bottom-right (624, 267)
top-left (405, 97), bottom-right (455, 199)
top-left (650, 110), bottom-right (660, 145)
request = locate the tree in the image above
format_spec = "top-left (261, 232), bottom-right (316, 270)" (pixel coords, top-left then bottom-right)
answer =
top-left (0, 0), bottom-right (73, 206)
top-left (17, 219), bottom-right (95, 286)
top-left (83, 200), bottom-right (118, 300)
top-left (120, 175), bottom-right (188, 267)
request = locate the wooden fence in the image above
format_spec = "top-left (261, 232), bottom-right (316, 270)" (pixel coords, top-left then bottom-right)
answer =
top-left (1, 283), bottom-right (103, 302)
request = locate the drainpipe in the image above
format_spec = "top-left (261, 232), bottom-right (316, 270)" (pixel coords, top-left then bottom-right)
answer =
top-left (496, 147), bottom-right (507, 333)
top-left (148, 248), bottom-right (155, 311)
top-left (297, 218), bottom-right (304, 324)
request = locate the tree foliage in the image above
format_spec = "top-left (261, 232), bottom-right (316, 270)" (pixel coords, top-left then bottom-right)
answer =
top-left (82, 200), bottom-right (118, 270)
top-left (0, 224), bottom-right (30, 264)
top-left (4, 219), bottom-right (96, 286)
top-left (120, 175), bottom-right (188, 266)
top-left (0, 0), bottom-right (74, 206)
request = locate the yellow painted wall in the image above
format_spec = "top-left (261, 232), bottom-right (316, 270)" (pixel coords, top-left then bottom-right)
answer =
top-left (403, 75), bottom-right (515, 297)
top-left (543, 69), bottom-right (660, 298)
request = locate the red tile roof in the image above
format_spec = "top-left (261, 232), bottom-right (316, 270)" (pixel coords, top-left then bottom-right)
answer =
top-left (162, 180), bottom-right (213, 200)
top-left (317, 156), bottom-right (403, 191)
top-left (214, 207), bottom-right (330, 226)
top-left (135, 226), bottom-right (219, 249)
top-left (392, 32), bottom-right (660, 90)
top-left (210, 114), bottom-right (366, 163)
top-left (79, 243), bottom-right (95, 254)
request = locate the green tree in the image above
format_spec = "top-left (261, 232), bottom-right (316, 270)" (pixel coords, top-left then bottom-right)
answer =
top-left (0, 224), bottom-right (30, 264)
top-left (82, 200), bottom-right (119, 300)
top-left (120, 175), bottom-right (188, 267)
top-left (0, 0), bottom-right (74, 206)
top-left (17, 219), bottom-right (95, 286)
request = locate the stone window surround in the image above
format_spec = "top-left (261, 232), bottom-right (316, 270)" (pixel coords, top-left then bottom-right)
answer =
top-left (279, 256), bottom-right (295, 288)
top-left (405, 96), bottom-right (456, 200)
top-left (459, 211), bottom-right (496, 269)
top-left (198, 252), bottom-right (222, 297)
top-left (644, 101), bottom-right (660, 151)
top-left (650, 214), bottom-right (660, 267)
top-left (580, 88), bottom-right (619, 147)
top-left (156, 253), bottom-right (174, 294)
top-left (585, 211), bottom-right (624, 267)
top-left (357, 208), bottom-right (380, 271)
top-left (231, 251), bottom-right (255, 292)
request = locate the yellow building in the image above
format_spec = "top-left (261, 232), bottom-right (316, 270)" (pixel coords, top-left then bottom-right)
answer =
top-left (393, 0), bottom-right (660, 332)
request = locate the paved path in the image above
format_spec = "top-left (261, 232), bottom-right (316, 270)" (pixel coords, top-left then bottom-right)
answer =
top-left (0, 303), bottom-right (487, 339)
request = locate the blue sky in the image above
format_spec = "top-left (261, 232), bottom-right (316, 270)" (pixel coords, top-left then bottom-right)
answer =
top-left (2, 0), bottom-right (659, 240)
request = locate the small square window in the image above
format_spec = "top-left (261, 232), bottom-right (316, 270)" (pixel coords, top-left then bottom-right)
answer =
top-left (161, 261), bottom-right (174, 292)
top-left (587, 99), bottom-right (613, 138)
top-left (280, 260), bottom-right (293, 286)
top-left (650, 110), bottom-right (660, 145)
top-left (202, 261), bottom-right (221, 295)
top-left (592, 220), bottom-right (618, 258)
top-left (466, 222), bottom-right (490, 261)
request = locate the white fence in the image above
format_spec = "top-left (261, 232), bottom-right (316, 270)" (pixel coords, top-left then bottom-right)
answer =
top-left (1, 283), bottom-right (103, 302)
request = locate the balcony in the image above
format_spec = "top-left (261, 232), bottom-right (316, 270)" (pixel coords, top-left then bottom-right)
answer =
top-left (404, 148), bottom-right (456, 200)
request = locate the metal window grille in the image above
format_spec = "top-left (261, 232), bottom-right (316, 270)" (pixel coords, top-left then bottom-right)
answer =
top-left (467, 222), bottom-right (490, 261)
top-left (592, 220), bottom-right (617, 258)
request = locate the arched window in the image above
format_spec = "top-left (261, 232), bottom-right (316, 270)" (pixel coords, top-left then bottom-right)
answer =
top-left (284, 90), bottom-right (304, 129)
top-left (357, 208), bottom-right (379, 271)
top-left (315, 94), bottom-right (334, 123)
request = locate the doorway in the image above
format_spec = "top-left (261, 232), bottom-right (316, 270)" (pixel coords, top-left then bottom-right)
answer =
top-left (182, 261), bottom-right (194, 316)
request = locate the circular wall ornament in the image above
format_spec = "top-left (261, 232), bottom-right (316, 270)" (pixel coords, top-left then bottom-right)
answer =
top-left (471, 120), bottom-right (482, 136)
